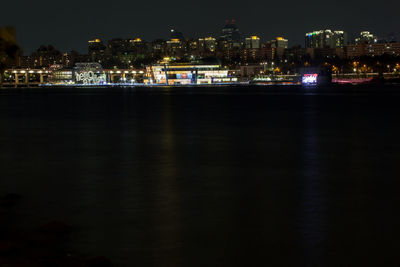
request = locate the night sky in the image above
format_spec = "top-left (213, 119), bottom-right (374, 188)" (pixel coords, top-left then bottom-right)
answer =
top-left (2, 0), bottom-right (400, 54)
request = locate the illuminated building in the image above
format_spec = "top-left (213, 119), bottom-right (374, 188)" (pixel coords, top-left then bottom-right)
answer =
top-left (187, 39), bottom-right (198, 51)
top-left (199, 37), bottom-right (216, 52)
top-left (170, 29), bottom-right (184, 40)
top-left (147, 64), bottom-right (236, 85)
top-left (345, 42), bottom-right (400, 58)
top-left (152, 39), bottom-right (167, 56)
top-left (241, 48), bottom-right (262, 62)
top-left (364, 43), bottom-right (400, 56)
top-left (88, 38), bottom-right (106, 62)
top-left (271, 37), bottom-right (288, 58)
top-left (260, 42), bottom-right (275, 60)
top-left (220, 20), bottom-right (242, 50)
top-left (240, 64), bottom-right (264, 77)
top-left (283, 45), bottom-right (305, 62)
top-left (355, 31), bottom-right (378, 44)
top-left (48, 64), bottom-right (73, 84)
top-left (95, 38), bottom-right (153, 68)
top-left (220, 20), bottom-right (241, 41)
top-left (130, 38), bottom-right (142, 44)
top-left (305, 30), bottom-right (347, 48)
top-left (245, 36), bottom-right (261, 49)
top-left (19, 45), bottom-right (65, 68)
top-left (345, 43), bottom-right (367, 58)
top-left (128, 37), bottom-right (150, 55)
top-left (271, 37), bottom-right (288, 49)
top-left (166, 38), bottom-right (184, 58)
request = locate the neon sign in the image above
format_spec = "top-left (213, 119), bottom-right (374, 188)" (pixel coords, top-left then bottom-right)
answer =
top-left (302, 73), bottom-right (318, 85)
top-left (74, 63), bottom-right (106, 85)
top-left (75, 71), bottom-right (105, 84)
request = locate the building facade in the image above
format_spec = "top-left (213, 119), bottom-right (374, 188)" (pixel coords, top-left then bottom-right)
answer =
top-left (148, 64), bottom-right (236, 84)
top-left (345, 42), bottom-right (400, 58)
top-left (355, 31), bottom-right (378, 44)
top-left (245, 36), bottom-right (261, 49)
top-left (305, 30), bottom-right (347, 48)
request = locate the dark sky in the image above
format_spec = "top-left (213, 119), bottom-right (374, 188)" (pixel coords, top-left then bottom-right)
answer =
top-left (2, 0), bottom-right (400, 55)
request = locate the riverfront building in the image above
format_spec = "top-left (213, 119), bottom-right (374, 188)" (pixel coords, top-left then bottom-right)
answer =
top-left (147, 64), bottom-right (237, 85)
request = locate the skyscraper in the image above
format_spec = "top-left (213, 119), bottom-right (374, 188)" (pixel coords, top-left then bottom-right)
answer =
top-left (170, 29), bottom-right (184, 41)
top-left (305, 30), bottom-right (347, 48)
top-left (199, 37), bottom-right (217, 52)
top-left (88, 38), bottom-right (106, 62)
top-left (220, 20), bottom-right (241, 42)
top-left (355, 31), bottom-right (378, 44)
top-left (245, 36), bottom-right (261, 49)
top-left (271, 37), bottom-right (288, 49)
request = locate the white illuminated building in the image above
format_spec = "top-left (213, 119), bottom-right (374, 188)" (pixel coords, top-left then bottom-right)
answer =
top-left (148, 64), bottom-right (237, 85)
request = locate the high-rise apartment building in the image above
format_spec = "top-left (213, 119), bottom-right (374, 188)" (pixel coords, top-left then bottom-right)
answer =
top-left (354, 31), bottom-right (378, 44)
top-left (271, 37), bottom-right (288, 49)
top-left (199, 37), bottom-right (217, 52)
top-left (220, 20), bottom-right (241, 42)
top-left (245, 36), bottom-right (261, 49)
top-left (305, 30), bottom-right (347, 48)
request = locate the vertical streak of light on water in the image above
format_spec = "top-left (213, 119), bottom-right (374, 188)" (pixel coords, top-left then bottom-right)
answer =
top-left (151, 96), bottom-right (184, 266)
top-left (299, 99), bottom-right (326, 266)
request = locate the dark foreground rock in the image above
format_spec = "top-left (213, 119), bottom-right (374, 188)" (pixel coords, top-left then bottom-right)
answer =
top-left (0, 194), bottom-right (113, 267)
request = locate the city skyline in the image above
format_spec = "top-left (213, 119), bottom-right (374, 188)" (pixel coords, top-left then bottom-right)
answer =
top-left (7, 25), bottom-right (400, 56)
top-left (1, 0), bottom-right (400, 54)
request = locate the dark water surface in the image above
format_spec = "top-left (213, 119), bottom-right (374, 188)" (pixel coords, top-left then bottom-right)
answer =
top-left (1, 85), bottom-right (400, 266)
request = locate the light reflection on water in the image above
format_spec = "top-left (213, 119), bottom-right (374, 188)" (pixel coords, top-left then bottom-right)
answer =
top-left (299, 100), bottom-right (326, 266)
top-left (1, 86), bottom-right (400, 266)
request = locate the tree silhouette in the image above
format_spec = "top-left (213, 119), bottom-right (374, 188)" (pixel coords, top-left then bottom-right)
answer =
top-left (0, 33), bottom-right (20, 87)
